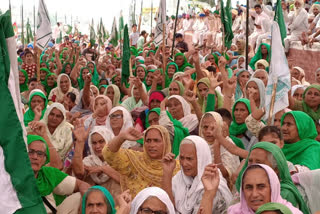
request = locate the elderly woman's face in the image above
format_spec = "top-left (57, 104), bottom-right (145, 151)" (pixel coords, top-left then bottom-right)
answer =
top-left (291, 68), bottom-right (300, 80)
top-left (167, 65), bottom-right (176, 77)
top-left (109, 110), bottom-right (124, 131)
top-left (248, 149), bottom-right (274, 168)
top-left (65, 64), bottom-right (72, 74)
top-left (144, 128), bottom-right (164, 160)
top-left (293, 87), bottom-right (304, 101)
top-left (106, 87), bottom-right (115, 103)
top-left (281, 114), bottom-right (300, 143)
top-left (175, 55), bottom-right (184, 67)
top-left (139, 196), bottom-right (167, 214)
top-left (47, 108), bottom-right (64, 129)
top-left (60, 76), bottom-right (70, 93)
top-left (304, 88), bottom-right (320, 109)
top-left (246, 81), bottom-right (259, 101)
top-left (133, 86), bottom-right (141, 99)
top-left (260, 45), bottom-right (268, 55)
top-left (91, 133), bottom-right (106, 158)
top-left (238, 57), bottom-right (245, 66)
top-left (47, 75), bottom-right (56, 87)
top-left (201, 115), bottom-right (216, 142)
top-left (239, 71), bottom-right (250, 86)
top-left (169, 82), bottom-right (180, 96)
top-left (254, 71), bottom-right (268, 86)
top-left (257, 63), bottom-right (266, 70)
top-left (167, 98), bottom-right (184, 120)
top-left (94, 97), bottom-right (109, 117)
top-left (31, 95), bottom-right (45, 111)
top-left (179, 143), bottom-right (198, 177)
top-left (19, 71), bottom-right (26, 84)
top-left (243, 167), bottom-right (271, 211)
top-left (28, 141), bottom-right (47, 173)
top-left (234, 102), bottom-right (249, 124)
top-left (136, 67), bottom-right (146, 80)
top-left (85, 190), bottom-right (108, 214)
top-left (146, 72), bottom-right (154, 86)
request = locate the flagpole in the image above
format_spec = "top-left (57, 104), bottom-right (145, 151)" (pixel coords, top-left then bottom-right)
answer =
top-left (162, 23), bottom-right (166, 88)
top-left (33, 4), bottom-right (36, 35)
top-left (150, 0), bottom-right (153, 34)
top-left (171, 0), bottom-right (180, 57)
top-left (21, 1), bottom-right (25, 47)
top-left (245, 0), bottom-right (249, 70)
top-left (268, 78), bottom-right (278, 125)
top-left (134, 0), bottom-right (136, 24)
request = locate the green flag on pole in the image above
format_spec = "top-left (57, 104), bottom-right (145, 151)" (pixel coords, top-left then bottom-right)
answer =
top-left (0, 10), bottom-right (46, 214)
top-left (89, 18), bottom-right (96, 46)
top-left (119, 11), bottom-right (124, 40)
top-left (220, 0), bottom-right (234, 49)
top-left (26, 18), bottom-right (33, 44)
top-left (110, 17), bottom-right (118, 47)
top-left (274, 0), bottom-right (287, 45)
top-left (56, 30), bottom-right (62, 44)
top-left (121, 24), bottom-right (130, 86)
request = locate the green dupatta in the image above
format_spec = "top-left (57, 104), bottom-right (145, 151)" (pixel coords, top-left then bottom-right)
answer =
top-left (146, 108), bottom-right (189, 157)
top-left (20, 69), bottom-right (29, 93)
top-left (24, 91), bottom-right (48, 126)
top-left (61, 62), bottom-right (73, 74)
top-left (302, 84), bottom-right (320, 122)
top-left (42, 73), bottom-right (57, 96)
top-left (256, 202), bottom-right (293, 214)
top-left (27, 135), bottom-right (67, 205)
top-left (39, 68), bottom-right (50, 83)
top-left (235, 142), bottom-right (309, 214)
top-left (87, 62), bottom-right (100, 86)
top-left (165, 62), bottom-right (179, 88)
top-left (249, 43), bottom-right (270, 71)
top-left (174, 53), bottom-right (193, 72)
top-left (81, 186), bottom-right (116, 214)
top-left (281, 111), bottom-right (320, 170)
top-left (229, 98), bottom-right (251, 136)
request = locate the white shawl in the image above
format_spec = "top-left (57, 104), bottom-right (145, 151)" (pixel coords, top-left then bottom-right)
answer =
top-left (168, 95), bottom-right (199, 133)
top-left (129, 187), bottom-right (175, 214)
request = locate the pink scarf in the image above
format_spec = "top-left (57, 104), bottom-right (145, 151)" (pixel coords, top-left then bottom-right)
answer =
top-left (228, 164), bottom-right (303, 214)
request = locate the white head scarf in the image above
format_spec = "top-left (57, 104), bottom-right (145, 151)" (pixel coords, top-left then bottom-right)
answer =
top-left (56, 73), bottom-right (73, 99)
top-left (83, 126), bottom-right (114, 184)
top-left (130, 187), bottom-right (175, 214)
top-left (293, 66), bottom-right (310, 86)
top-left (245, 78), bottom-right (266, 108)
top-left (172, 136), bottom-right (232, 214)
top-left (41, 102), bottom-right (73, 159)
top-left (291, 84), bottom-right (307, 96)
top-left (167, 95), bottom-right (199, 132)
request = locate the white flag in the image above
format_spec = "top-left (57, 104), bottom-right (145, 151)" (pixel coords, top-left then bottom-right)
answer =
top-left (36, 0), bottom-right (52, 50)
top-left (154, 0), bottom-right (168, 47)
top-left (264, 21), bottom-right (291, 121)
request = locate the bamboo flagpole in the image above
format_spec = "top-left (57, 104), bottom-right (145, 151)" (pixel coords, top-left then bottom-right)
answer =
top-left (162, 23), bottom-right (166, 86)
top-left (245, 0), bottom-right (249, 70)
top-left (171, 0), bottom-right (180, 57)
top-left (150, 0), bottom-right (153, 34)
top-left (268, 78), bottom-right (278, 125)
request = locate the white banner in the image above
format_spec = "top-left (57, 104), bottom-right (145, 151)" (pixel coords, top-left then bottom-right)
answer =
top-left (153, 0), bottom-right (168, 47)
top-left (36, 0), bottom-right (52, 50)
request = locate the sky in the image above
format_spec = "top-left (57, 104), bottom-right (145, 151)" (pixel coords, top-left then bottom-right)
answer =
top-left (1, 0), bottom-right (246, 34)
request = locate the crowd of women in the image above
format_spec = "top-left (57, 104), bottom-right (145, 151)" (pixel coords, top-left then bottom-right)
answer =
top-left (17, 0), bottom-right (320, 213)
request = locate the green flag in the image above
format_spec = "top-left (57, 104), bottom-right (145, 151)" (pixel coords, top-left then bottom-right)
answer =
top-left (220, 0), bottom-right (234, 49)
top-left (56, 30), bottom-right (62, 44)
top-left (26, 18), bottom-right (33, 44)
top-left (65, 24), bottom-right (72, 35)
top-left (274, 0), bottom-right (287, 45)
top-left (119, 11), bottom-right (124, 40)
top-left (89, 18), bottom-right (96, 46)
top-left (121, 24), bottom-right (130, 86)
top-left (0, 10), bottom-right (46, 214)
top-left (110, 17), bottom-right (118, 47)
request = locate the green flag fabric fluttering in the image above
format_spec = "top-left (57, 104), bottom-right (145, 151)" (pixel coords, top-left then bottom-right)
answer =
top-left (220, 0), bottom-right (234, 49)
top-left (121, 24), bottom-right (130, 86)
top-left (26, 18), bottom-right (33, 44)
top-left (89, 18), bottom-right (96, 46)
top-left (274, 0), bottom-right (287, 45)
top-left (119, 11), bottom-right (124, 40)
top-left (110, 17), bottom-right (118, 47)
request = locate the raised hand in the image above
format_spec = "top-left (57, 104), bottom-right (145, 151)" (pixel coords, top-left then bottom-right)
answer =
top-left (162, 153), bottom-right (176, 174)
top-left (28, 121), bottom-right (48, 138)
top-left (117, 189), bottom-right (132, 213)
top-left (224, 75), bottom-right (237, 96)
top-left (201, 164), bottom-right (220, 191)
top-left (72, 119), bottom-right (90, 142)
top-left (84, 72), bottom-right (92, 85)
top-left (218, 56), bottom-right (227, 68)
top-left (120, 127), bottom-right (143, 142)
top-left (33, 105), bottom-right (43, 121)
top-left (208, 73), bottom-right (223, 91)
top-left (184, 90), bottom-right (197, 104)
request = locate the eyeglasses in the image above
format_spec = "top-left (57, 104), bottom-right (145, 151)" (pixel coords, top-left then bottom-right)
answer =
top-left (28, 149), bottom-right (47, 158)
top-left (139, 208), bottom-right (167, 214)
top-left (109, 114), bottom-right (123, 119)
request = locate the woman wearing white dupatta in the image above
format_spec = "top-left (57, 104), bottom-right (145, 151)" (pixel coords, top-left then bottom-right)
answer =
top-left (41, 102), bottom-right (73, 160)
top-left (105, 106), bottom-right (138, 148)
top-left (167, 95), bottom-right (199, 134)
top-left (129, 187), bottom-right (175, 214)
top-left (162, 136), bottom-right (232, 214)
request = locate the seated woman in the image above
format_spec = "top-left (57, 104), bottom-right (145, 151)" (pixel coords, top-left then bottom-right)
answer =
top-left (291, 85), bottom-right (306, 102)
top-left (43, 72), bottom-right (57, 97)
top-left (129, 187), bottom-right (175, 214)
top-left (104, 84), bottom-right (121, 107)
top-left (254, 59), bottom-right (269, 71)
top-left (167, 80), bottom-right (185, 96)
top-left (291, 67), bottom-right (310, 86)
top-left (105, 106), bottom-right (138, 149)
top-left (174, 53), bottom-right (193, 72)
top-left (228, 164), bottom-right (303, 214)
top-left (281, 111), bottom-right (320, 171)
top-left (249, 43), bottom-right (270, 72)
top-left (121, 80), bottom-right (148, 112)
top-left (199, 112), bottom-right (240, 182)
top-left (166, 95), bottom-right (199, 134)
top-left (84, 95), bottom-right (112, 127)
top-left (236, 141), bottom-right (309, 214)
top-left (229, 98), bottom-right (258, 150)
top-left (134, 64), bottom-right (147, 82)
top-left (81, 186), bottom-right (116, 214)
top-left (72, 125), bottom-right (121, 198)
top-left (162, 136), bottom-right (232, 214)
top-left (253, 69), bottom-right (268, 86)
top-left (27, 134), bottom-right (90, 214)
top-left (245, 78), bottom-right (265, 109)
top-left (165, 62), bottom-right (179, 87)
top-left (24, 89), bottom-right (48, 126)
top-left (289, 84), bottom-right (320, 122)
top-left (41, 103), bottom-right (73, 161)
top-left (19, 69), bottom-right (29, 93)
top-left (256, 202), bottom-right (298, 214)
top-left (49, 74), bottom-right (80, 104)
top-left (102, 126), bottom-right (180, 198)
top-left (235, 69), bottom-right (251, 101)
